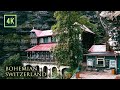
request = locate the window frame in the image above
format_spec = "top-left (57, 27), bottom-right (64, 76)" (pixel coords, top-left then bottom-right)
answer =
top-left (40, 38), bottom-right (44, 43)
top-left (109, 60), bottom-right (116, 68)
top-left (44, 37), bottom-right (48, 43)
top-left (96, 58), bottom-right (105, 67)
top-left (48, 37), bottom-right (51, 43)
top-left (87, 59), bottom-right (93, 67)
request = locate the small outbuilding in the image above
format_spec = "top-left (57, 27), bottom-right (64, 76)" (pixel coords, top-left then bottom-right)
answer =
top-left (84, 45), bottom-right (120, 74)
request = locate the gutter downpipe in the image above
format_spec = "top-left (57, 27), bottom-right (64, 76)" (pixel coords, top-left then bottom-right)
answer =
top-left (115, 52), bottom-right (117, 74)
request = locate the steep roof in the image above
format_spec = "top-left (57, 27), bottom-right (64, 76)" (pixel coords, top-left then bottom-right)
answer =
top-left (26, 43), bottom-right (57, 51)
top-left (88, 45), bottom-right (106, 52)
top-left (84, 52), bottom-right (117, 56)
top-left (31, 29), bottom-right (42, 37)
top-left (31, 26), bottom-right (95, 38)
top-left (31, 29), bottom-right (53, 37)
top-left (39, 30), bottom-right (53, 37)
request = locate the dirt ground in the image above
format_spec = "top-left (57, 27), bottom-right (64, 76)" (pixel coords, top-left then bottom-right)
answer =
top-left (71, 62), bottom-right (120, 79)
top-left (74, 70), bottom-right (120, 79)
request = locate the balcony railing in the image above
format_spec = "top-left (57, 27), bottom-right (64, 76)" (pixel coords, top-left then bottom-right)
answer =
top-left (27, 57), bottom-right (55, 62)
top-left (22, 61), bottom-right (56, 65)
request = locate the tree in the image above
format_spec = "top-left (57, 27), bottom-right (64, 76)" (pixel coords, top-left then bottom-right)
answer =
top-left (0, 11), bottom-right (56, 79)
top-left (80, 11), bottom-right (106, 55)
top-left (52, 11), bottom-right (97, 69)
top-left (0, 66), bottom-right (6, 79)
top-left (82, 11), bottom-right (106, 44)
top-left (3, 53), bottom-right (22, 67)
top-left (0, 54), bottom-right (22, 79)
top-left (99, 11), bottom-right (120, 51)
top-left (0, 11), bottom-right (56, 62)
top-left (17, 11), bottom-right (56, 30)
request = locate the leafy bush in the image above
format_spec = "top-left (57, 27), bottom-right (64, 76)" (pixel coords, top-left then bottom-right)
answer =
top-left (3, 53), bottom-right (22, 67)
top-left (0, 66), bottom-right (6, 79)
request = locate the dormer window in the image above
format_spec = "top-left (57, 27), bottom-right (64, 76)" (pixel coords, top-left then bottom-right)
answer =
top-left (44, 37), bottom-right (48, 43)
top-left (96, 58), bottom-right (105, 67)
top-left (40, 38), bottom-right (44, 43)
top-left (52, 37), bottom-right (56, 42)
top-left (39, 37), bottom-right (52, 44)
top-left (48, 37), bottom-right (51, 43)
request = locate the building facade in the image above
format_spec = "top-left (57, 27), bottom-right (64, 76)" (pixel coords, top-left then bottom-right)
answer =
top-left (84, 45), bottom-right (120, 74)
top-left (22, 29), bottom-right (69, 78)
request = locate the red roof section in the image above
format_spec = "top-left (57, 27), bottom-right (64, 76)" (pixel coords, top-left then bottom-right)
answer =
top-left (26, 43), bottom-right (57, 51)
top-left (88, 45), bottom-right (106, 52)
top-left (39, 30), bottom-right (53, 37)
top-left (84, 51), bottom-right (117, 56)
top-left (31, 29), bottom-right (53, 37)
top-left (31, 29), bottom-right (42, 37)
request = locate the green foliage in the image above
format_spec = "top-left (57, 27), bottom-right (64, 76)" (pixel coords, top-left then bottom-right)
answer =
top-left (82, 11), bottom-right (106, 44)
top-left (52, 11), bottom-right (80, 68)
top-left (2, 53), bottom-right (24, 79)
top-left (52, 11), bottom-right (97, 69)
top-left (0, 66), bottom-right (6, 79)
top-left (51, 72), bottom-right (60, 79)
top-left (0, 11), bottom-right (55, 60)
top-left (3, 53), bottom-right (22, 67)
top-left (17, 11), bottom-right (55, 30)
top-left (0, 53), bottom-right (22, 79)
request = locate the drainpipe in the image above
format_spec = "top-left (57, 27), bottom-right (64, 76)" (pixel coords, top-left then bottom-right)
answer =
top-left (115, 52), bottom-right (117, 74)
top-left (116, 29), bottom-right (120, 75)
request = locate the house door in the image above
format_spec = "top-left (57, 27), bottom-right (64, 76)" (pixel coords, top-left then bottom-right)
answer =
top-left (117, 57), bottom-right (120, 74)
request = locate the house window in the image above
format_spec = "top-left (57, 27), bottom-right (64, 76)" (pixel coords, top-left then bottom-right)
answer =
top-left (44, 37), bottom-right (48, 43)
top-left (97, 58), bottom-right (105, 67)
top-left (87, 59), bottom-right (93, 66)
top-left (52, 37), bottom-right (56, 42)
top-left (109, 60), bottom-right (116, 68)
top-left (48, 37), bottom-right (51, 43)
top-left (46, 52), bottom-right (50, 60)
top-left (34, 38), bottom-right (37, 44)
top-left (40, 38), bottom-right (44, 43)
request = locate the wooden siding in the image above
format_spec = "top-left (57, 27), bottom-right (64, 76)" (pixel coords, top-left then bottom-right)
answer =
top-left (87, 56), bottom-right (117, 69)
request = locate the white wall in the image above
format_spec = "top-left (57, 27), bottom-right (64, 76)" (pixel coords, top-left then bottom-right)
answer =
top-left (23, 62), bottom-right (69, 78)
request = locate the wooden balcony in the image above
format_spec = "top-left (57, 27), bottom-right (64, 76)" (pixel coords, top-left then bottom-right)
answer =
top-left (22, 59), bottom-right (56, 64)
top-left (28, 57), bottom-right (55, 61)
top-left (23, 55), bottom-right (55, 63)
